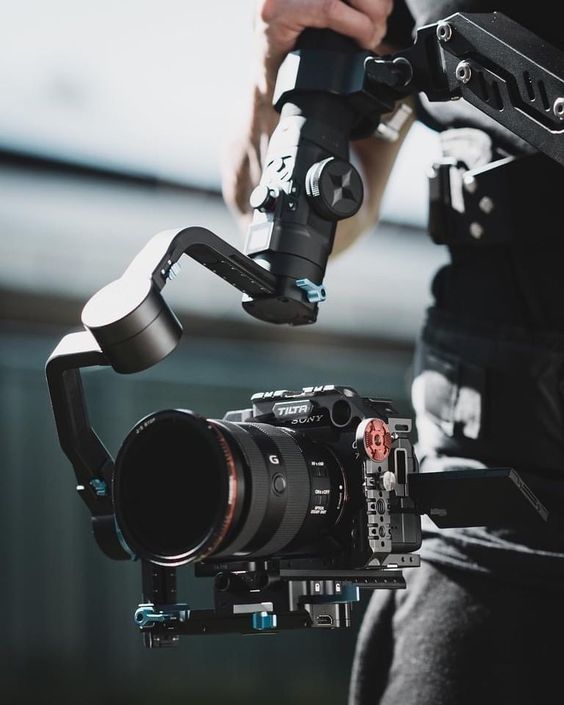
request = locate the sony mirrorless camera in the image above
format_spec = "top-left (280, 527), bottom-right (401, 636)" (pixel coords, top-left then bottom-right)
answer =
top-left (115, 385), bottom-right (422, 645)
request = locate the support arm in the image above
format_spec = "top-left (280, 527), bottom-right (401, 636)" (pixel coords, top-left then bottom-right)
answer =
top-left (367, 13), bottom-right (564, 165)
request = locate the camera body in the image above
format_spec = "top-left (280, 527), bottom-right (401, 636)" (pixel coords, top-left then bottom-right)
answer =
top-left (219, 384), bottom-right (421, 568)
top-left (123, 385), bottom-right (422, 644)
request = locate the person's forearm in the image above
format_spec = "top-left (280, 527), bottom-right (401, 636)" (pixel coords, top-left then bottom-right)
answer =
top-left (221, 86), bottom-right (279, 223)
top-left (223, 96), bottom-right (415, 253)
top-left (332, 98), bottom-right (415, 256)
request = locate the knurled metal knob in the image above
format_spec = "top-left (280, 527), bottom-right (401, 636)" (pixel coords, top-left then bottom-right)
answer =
top-left (305, 157), bottom-right (363, 221)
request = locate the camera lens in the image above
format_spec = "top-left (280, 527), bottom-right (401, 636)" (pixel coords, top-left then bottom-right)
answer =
top-left (114, 411), bottom-right (243, 566)
top-left (114, 410), bottom-right (346, 566)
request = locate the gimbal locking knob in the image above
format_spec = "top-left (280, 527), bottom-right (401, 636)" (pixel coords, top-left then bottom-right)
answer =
top-left (305, 157), bottom-right (363, 221)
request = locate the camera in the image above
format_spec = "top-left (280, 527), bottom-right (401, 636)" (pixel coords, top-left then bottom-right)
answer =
top-left (115, 385), bottom-right (420, 569)
top-left (113, 384), bottom-right (422, 644)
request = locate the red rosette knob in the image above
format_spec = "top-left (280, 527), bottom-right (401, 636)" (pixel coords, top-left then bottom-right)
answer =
top-left (362, 418), bottom-right (392, 462)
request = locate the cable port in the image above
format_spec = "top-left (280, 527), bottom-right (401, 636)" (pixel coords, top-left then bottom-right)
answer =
top-left (317, 614), bottom-right (334, 626)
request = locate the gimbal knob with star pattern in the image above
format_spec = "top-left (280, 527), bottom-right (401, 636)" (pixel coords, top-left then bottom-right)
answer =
top-left (305, 156), bottom-right (364, 221)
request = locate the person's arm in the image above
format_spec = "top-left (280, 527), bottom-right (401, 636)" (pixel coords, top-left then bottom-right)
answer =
top-left (222, 0), bottom-right (413, 255)
top-left (331, 99), bottom-right (414, 255)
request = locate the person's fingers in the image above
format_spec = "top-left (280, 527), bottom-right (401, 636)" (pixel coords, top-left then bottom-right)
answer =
top-left (350, 0), bottom-right (393, 22)
top-left (349, 0), bottom-right (393, 49)
top-left (303, 0), bottom-right (376, 48)
top-left (260, 0), bottom-right (384, 51)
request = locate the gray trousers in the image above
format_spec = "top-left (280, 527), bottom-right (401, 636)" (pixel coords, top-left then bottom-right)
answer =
top-left (349, 560), bottom-right (563, 705)
top-left (349, 307), bottom-right (564, 705)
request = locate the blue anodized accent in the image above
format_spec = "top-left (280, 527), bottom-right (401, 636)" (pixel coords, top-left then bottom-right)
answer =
top-left (89, 478), bottom-right (108, 497)
top-left (252, 611), bottom-right (278, 631)
top-left (296, 278), bottom-right (327, 303)
top-left (135, 605), bottom-right (167, 628)
top-left (134, 603), bottom-right (190, 629)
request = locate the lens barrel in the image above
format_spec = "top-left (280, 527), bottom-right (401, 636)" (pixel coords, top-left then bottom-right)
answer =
top-left (114, 410), bottom-right (345, 566)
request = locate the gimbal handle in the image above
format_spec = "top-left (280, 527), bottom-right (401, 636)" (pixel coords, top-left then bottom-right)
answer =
top-left (242, 12), bottom-right (563, 327)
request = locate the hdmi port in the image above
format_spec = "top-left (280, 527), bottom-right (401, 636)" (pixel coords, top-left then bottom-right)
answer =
top-left (317, 614), bottom-right (333, 626)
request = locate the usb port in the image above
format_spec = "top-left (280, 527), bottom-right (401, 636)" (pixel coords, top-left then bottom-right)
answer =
top-left (317, 614), bottom-right (333, 626)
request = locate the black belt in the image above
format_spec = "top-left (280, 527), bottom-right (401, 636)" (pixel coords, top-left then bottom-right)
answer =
top-left (428, 147), bottom-right (564, 248)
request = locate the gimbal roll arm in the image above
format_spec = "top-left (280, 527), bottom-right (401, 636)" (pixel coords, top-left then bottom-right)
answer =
top-left (46, 331), bottom-right (130, 559)
top-left (125, 225), bottom-right (277, 292)
top-left (46, 224), bottom-right (324, 558)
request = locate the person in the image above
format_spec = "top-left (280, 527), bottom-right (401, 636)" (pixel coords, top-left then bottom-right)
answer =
top-left (222, 2), bottom-right (564, 704)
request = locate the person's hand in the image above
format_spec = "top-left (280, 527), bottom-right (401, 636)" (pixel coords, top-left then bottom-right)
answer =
top-left (222, 0), bottom-right (395, 230)
top-left (255, 0), bottom-right (394, 98)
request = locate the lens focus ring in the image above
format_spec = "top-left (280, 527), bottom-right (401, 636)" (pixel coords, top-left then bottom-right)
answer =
top-left (247, 424), bottom-right (311, 557)
top-left (212, 421), bottom-right (271, 558)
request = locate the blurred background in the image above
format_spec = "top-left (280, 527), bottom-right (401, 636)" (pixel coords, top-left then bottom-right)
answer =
top-left (1, 2), bottom-right (447, 704)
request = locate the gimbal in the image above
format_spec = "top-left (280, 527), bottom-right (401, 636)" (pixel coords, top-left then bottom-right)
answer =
top-left (46, 13), bottom-right (562, 645)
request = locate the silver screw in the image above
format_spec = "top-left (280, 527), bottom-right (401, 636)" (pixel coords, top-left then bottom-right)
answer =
top-left (456, 61), bottom-right (472, 84)
top-left (437, 22), bottom-right (453, 42)
top-left (463, 175), bottom-right (477, 194)
top-left (479, 196), bottom-right (495, 214)
top-left (553, 97), bottom-right (564, 121)
top-left (470, 222), bottom-right (484, 239)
